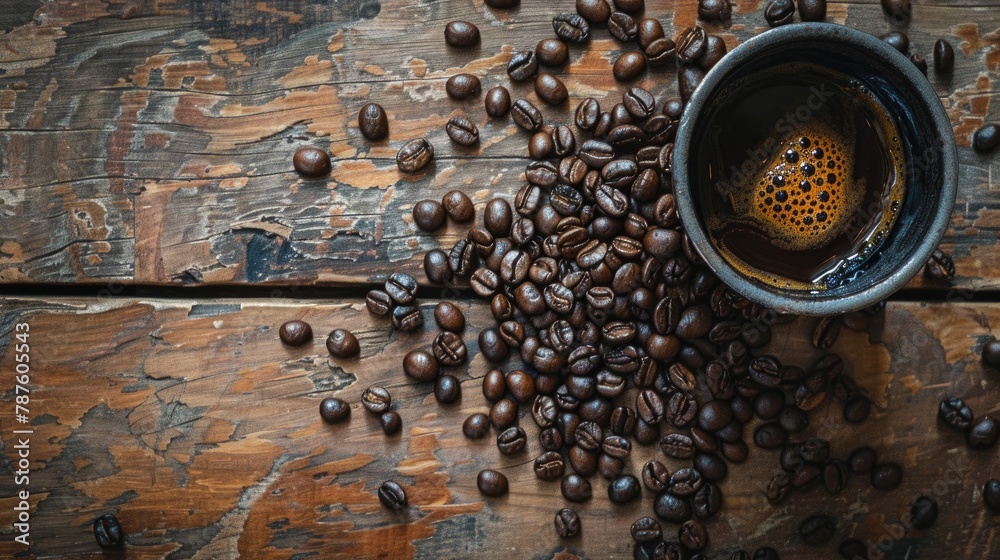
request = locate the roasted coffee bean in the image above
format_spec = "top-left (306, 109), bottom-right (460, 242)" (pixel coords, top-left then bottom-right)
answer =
top-left (378, 410), bottom-right (402, 435)
top-left (798, 0), bottom-right (826, 21)
top-left (645, 38), bottom-right (676, 65)
top-left (384, 272), bottom-right (418, 305)
top-left (984, 479), bottom-right (1000, 512)
top-left (932, 39), bottom-right (955, 73)
top-left (636, 389), bottom-right (665, 424)
top-left (697, 400), bottom-right (733, 432)
top-left (675, 304), bottom-right (712, 340)
top-left (512, 99), bottom-right (544, 132)
top-left (413, 199), bottom-right (446, 231)
top-left (613, 51), bottom-right (647, 81)
top-left (631, 516), bottom-right (662, 543)
top-left (535, 73), bottom-right (569, 105)
top-left (397, 138), bottom-right (434, 172)
top-left (361, 386), bottom-right (391, 415)
top-left (602, 434), bottom-right (632, 459)
top-left (984, 337), bottom-right (1000, 366)
top-left (698, 0), bottom-right (732, 20)
top-left (812, 316), bottom-right (840, 349)
top-left (843, 395), bottom-right (872, 423)
top-left (482, 370), bottom-right (506, 402)
top-left (485, 86), bottom-right (512, 118)
top-left (446, 116), bottom-right (479, 146)
top-left (575, 98), bottom-right (601, 130)
top-left (754, 548), bottom-right (780, 560)
top-left (501, 368), bottom-right (532, 403)
top-left (434, 374), bottom-right (461, 404)
top-left (670, 467), bottom-right (703, 497)
top-left (910, 496), bottom-right (939, 529)
top-left (968, 416), bottom-right (1000, 449)
top-left (848, 446), bottom-right (878, 474)
top-left (365, 290), bottom-right (393, 316)
top-left (358, 103), bottom-right (389, 140)
top-left (765, 0), bottom-right (795, 26)
top-left (497, 426), bottom-right (527, 455)
top-left (750, 355), bottom-right (783, 387)
top-left (623, 86), bottom-right (656, 119)
top-left (532, 395), bottom-right (558, 428)
top-left (392, 304), bottom-right (423, 332)
top-left (654, 491), bottom-right (691, 523)
top-left (562, 473), bottom-right (593, 502)
top-left (424, 250), bottom-right (453, 284)
top-left (667, 392), bottom-right (698, 427)
top-left (693, 483), bottom-right (723, 519)
top-left (839, 539), bottom-right (870, 560)
top-left (823, 459), bottom-right (849, 493)
top-left (432, 332), bottom-right (467, 366)
top-left (533, 39), bottom-right (568, 68)
top-left (696, 35), bottom-right (727, 71)
top-left (577, 0), bottom-right (612, 22)
top-left (870, 462), bottom-right (903, 490)
top-left (693, 452), bottom-right (728, 482)
top-left (641, 460), bottom-right (671, 493)
top-left (490, 398), bottom-right (518, 430)
top-left (508, 50), bottom-right (539, 82)
top-left (925, 248), bottom-right (956, 279)
top-left (446, 73), bottom-right (481, 99)
top-left (767, 472), bottom-right (792, 504)
top-left (553, 12), bottom-right (591, 43)
top-left (609, 475), bottom-right (641, 504)
top-left (327, 329), bottom-right (360, 358)
top-left (378, 480), bottom-right (407, 509)
top-left (910, 52), bottom-right (928, 75)
top-left (973, 123), bottom-right (1000, 154)
top-left (533, 451), bottom-right (566, 481)
top-left (433, 302), bottom-right (465, 333)
top-left (883, 31), bottom-right (909, 53)
top-left (939, 397), bottom-right (974, 431)
top-left (676, 26), bottom-right (707, 64)
top-left (754, 422), bottom-right (788, 449)
top-left (528, 131), bottom-right (554, 160)
top-left (731, 552), bottom-right (752, 560)
top-left (293, 147), bottom-right (331, 177)
top-left (403, 349), bottom-right (439, 382)
top-left (679, 519), bottom-right (708, 551)
top-left (614, 0), bottom-right (644, 13)
top-left (754, 389), bottom-right (785, 419)
top-left (540, 426), bottom-right (564, 451)
top-left (569, 445), bottom-right (598, 476)
top-left (799, 514), bottom-right (836, 545)
top-left (445, 20), bottom-right (480, 47)
top-left (93, 514), bottom-right (124, 549)
top-left (279, 320), bottom-right (313, 346)
top-left (555, 507), bottom-right (581, 538)
top-left (477, 469), bottom-right (509, 497)
top-left (480, 327), bottom-right (510, 362)
top-left (637, 18), bottom-right (665, 50)
top-left (881, 0), bottom-right (911, 22)
top-left (449, 239), bottom-right (477, 278)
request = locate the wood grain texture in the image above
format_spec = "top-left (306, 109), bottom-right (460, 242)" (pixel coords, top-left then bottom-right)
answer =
top-left (0, 0), bottom-right (997, 289)
top-left (0, 296), bottom-right (998, 558)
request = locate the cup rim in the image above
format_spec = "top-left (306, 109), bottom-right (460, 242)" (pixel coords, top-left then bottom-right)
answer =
top-left (673, 22), bottom-right (958, 315)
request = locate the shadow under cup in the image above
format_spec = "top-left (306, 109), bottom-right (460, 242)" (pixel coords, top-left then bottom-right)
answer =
top-left (673, 23), bottom-right (958, 316)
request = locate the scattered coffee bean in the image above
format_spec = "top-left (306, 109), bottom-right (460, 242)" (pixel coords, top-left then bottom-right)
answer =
top-left (535, 73), bottom-right (569, 105)
top-left (925, 248), bottom-right (956, 279)
top-left (848, 446), bottom-right (878, 474)
top-left (843, 395), bottom-right (872, 423)
top-left (577, 0), bottom-right (612, 23)
top-left (93, 514), bottom-right (124, 549)
top-left (385, 273), bottom-right (418, 304)
top-left (293, 147), bottom-right (331, 177)
top-left (799, 0), bottom-right (826, 21)
top-left (279, 320), bottom-right (312, 346)
top-left (698, 35), bottom-right (727, 71)
top-left (608, 474), bottom-right (641, 504)
top-left (365, 289), bottom-right (393, 316)
top-left (984, 479), bottom-right (1000, 513)
top-left (512, 98), bottom-right (544, 132)
top-left (973, 123), bottom-right (1000, 154)
top-left (435, 374), bottom-right (461, 404)
top-left (396, 138), bottom-right (434, 172)
top-left (933, 39), bottom-right (955, 73)
top-left (764, 0), bottom-right (795, 27)
top-left (378, 480), bottom-right (407, 509)
top-left (537, 38), bottom-right (569, 66)
top-left (403, 350), bottom-right (438, 382)
top-left (413, 199), bottom-right (446, 231)
top-left (463, 413), bottom-right (490, 439)
top-left (655, 490), bottom-right (692, 522)
top-left (485, 86), bottom-right (512, 118)
top-left (643, 460), bottom-right (671, 492)
top-left (497, 425), bottom-right (527, 455)
top-left (446, 73), bottom-right (482, 99)
top-left (613, 51), bottom-right (647, 81)
top-left (424, 250), bottom-right (452, 284)
top-left (478, 469), bottom-right (509, 497)
top-left (967, 416), bottom-right (999, 449)
top-left (445, 20), bottom-right (480, 47)
top-left (608, 11), bottom-right (638, 42)
top-left (434, 302), bottom-right (466, 332)
top-left (799, 514), bottom-right (836, 545)
top-left (679, 519), bottom-right (708, 551)
top-left (692, 483), bottom-right (723, 519)
top-left (380, 410), bottom-right (402, 435)
top-left (326, 329), bottom-right (360, 358)
top-left (614, 0), bottom-right (644, 13)
top-left (939, 397), bottom-right (974, 431)
top-left (362, 386), bottom-right (391, 415)
top-left (910, 495), bottom-right (938, 529)
top-left (754, 547), bottom-right (781, 560)
top-left (553, 12), bottom-right (591, 43)
top-left (882, 31), bottom-right (909, 53)
top-left (698, 0), bottom-right (731, 21)
top-left (983, 337), bottom-right (1000, 366)
top-left (870, 462), bottom-right (903, 490)
top-left (555, 508), bottom-right (581, 537)
top-left (508, 50), bottom-right (539, 82)
top-left (320, 397), bottom-right (351, 423)
top-left (676, 26), bottom-right (707, 63)
top-left (446, 116), bottom-right (480, 146)
top-left (631, 516), bottom-right (662, 543)
top-left (562, 473), bottom-right (593, 502)
top-left (910, 53), bottom-right (928, 75)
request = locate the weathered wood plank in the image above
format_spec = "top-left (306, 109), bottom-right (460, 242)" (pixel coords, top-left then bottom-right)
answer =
top-left (0, 296), bottom-right (997, 558)
top-left (1, 0), bottom-right (999, 289)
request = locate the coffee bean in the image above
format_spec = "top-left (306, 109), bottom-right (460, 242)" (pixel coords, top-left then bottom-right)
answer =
top-left (843, 395), bottom-right (871, 423)
top-left (433, 302), bottom-right (465, 332)
top-left (293, 147), bottom-right (330, 177)
top-left (654, 490), bottom-right (691, 522)
top-left (608, 11), bottom-right (638, 42)
top-left (537, 38), bottom-right (569, 66)
top-left (320, 397), bottom-right (351, 423)
top-left (535, 73), bottom-right (569, 105)
top-left (676, 26), bottom-right (707, 63)
top-left (930, 38), bottom-right (956, 74)
top-left (645, 38), bottom-right (676, 66)
top-left (489, 397), bottom-right (518, 429)
top-left (765, 0), bottom-right (795, 27)
top-left (839, 539), bottom-right (870, 560)
top-left (881, 0), bottom-right (911, 22)
top-left (446, 116), bottom-right (480, 146)
top-left (848, 446), bottom-right (877, 474)
top-left (667, 392), bottom-right (698, 427)
top-left (326, 329), bottom-right (360, 358)
top-left (973, 123), bottom-right (1000, 154)
top-left (562, 473), bottom-right (593, 502)
top-left (445, 20), bottom-right (480, 47)
top-left (446, 73), bottom-right (481, 100)
top-left (614, 0), bottom-right (644, 12)
top-left (380, 410), bottom-right (402, 435)
top-left (883, 31), bottom-right (909, 53)
top-left (497, 425), bottom-right (527, 455)
top-left (798, 0), bottom-right (826, 21)
top-left (679, 519), bottom-right (708, 551)
top-left (910, 496), bottom-right (938, 529)
top-left (485, 0), bottom-right (519, 6)
top-left (477, 469), bottom-right (509, 497)
top-left (925, 248), bottom-right (956, 279)
top-left (637, 18), bottom-right (664, 49)
top-left (365, 289), bottom-right (393, 316)
top-left (279, 320), bottom-right (312, 346)
top-left (378, 480), bottom-right (409, 510)
top-left (533, 451), bottom-right (565, 481)
top-left (968, 416), bottom-right (1000, 449)
top-left (358, 103), bottom-right (389, 141)
top-left (749, 355), bottom-right (783, 387)
top-left (939, 397), bottom-right (974, 431)
top-left (450, 239), bottom-right (477, 277)
top-left (403, 350), bottom-right (438, 382)
top-left (669, 467), bottom-right (704, 497)
top-left (697, 35), bottom-right (727, 71)
top-left (631, 516), bottom-right (662, 543)
top-left (93, 514), bottom-right (124, 549)
top-left (698, 0), bottom-right (731, 20)
top-left (424, 250), bottom-right (452, 284)
top-left (870, 462), bottom-right (903, 490)
top-left (910, 53), bottom-right (928, 75)
top-left (754, 422), bottom-right (788, 449)
top-left (608, 474), bottom-right (641, 504)
top-left (731, 552), bottom-right (752, 560)
top-left (754, 547), bottom-right (780, 560)
top-left (812, 316), bottom-right (840, 349)
top-left (800, 514), bottom-right (836, 545)
top-left (553, 13), bottom-right (590, 43)
top-left (693, 452), bottom-right (728, 482)
top-left (485, 86), bottom-right (512, 118)
top-left (463, 412), bottom-right (490, 439)
top-left (512, 99), bottom-right (544, 132)
top-left (508, 50), bottom-right (539, 82)
top-left (613, 51), bottom-right (646, 81)
top-left (555, 508), bottom-right (581, 537)
top-left (767, 472), bottom-right (792, 504)
top-left (602, 434), bottom-right (632, 459)
top-left (984, 479), bottom-right (1000, 512)
top-left (413, 199), bottom-right (446, 231)
top-left (540, 426), bottom-right (564, 451)
top-left (430, 331), bottom-right (466, 366)
top-left (569, 445), bottom-right (598, 476)
top-left (623, 87), bottom-right (656, 120)
top-left (823, 459), bottom-right (849, 493)
top-left (385, 272), bottom-right (418, 305)
top-left (434, 374), bottom-right (461, 404)
top-left (396, 138), bottom-right (434, 172)
top-left (361, 386), bottom-right (391, 415)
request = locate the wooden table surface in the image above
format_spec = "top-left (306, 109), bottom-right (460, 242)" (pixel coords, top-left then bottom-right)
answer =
top-left (1, 0), bottom-right (999, 558)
